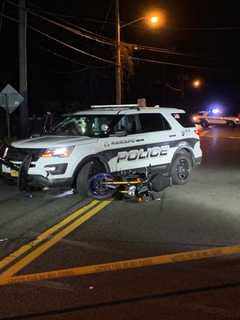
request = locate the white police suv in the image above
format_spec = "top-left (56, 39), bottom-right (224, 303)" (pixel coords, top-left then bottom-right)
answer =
top-left (1, 105), bottom-right (202, 194)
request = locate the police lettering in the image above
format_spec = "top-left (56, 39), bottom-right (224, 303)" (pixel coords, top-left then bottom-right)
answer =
top-left (117, 146), bottom-right (169, 162)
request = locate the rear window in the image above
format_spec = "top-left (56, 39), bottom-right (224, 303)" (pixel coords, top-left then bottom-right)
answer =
top-left (172, 113), bottom-right (195, 128)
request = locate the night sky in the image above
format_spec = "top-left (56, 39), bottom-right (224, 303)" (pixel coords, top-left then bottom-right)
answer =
top-left (1, 0), bottom-right (240, 117)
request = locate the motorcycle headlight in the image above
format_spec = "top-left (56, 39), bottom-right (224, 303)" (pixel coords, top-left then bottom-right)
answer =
top-left (192, 116), bottom-right (198, 122)
top-left (41, 146), bottom-right (75, 158)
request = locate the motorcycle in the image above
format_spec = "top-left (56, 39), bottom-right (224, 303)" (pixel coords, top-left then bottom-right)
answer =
top-left (88, 168), bottom-right (171, 201)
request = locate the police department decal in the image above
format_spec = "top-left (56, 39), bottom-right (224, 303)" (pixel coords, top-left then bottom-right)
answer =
top-left (117, 146), bottom-right (170, 162)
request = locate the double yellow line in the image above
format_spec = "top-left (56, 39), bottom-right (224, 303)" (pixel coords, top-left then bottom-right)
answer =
top-left (0, 199), bottom-right (112, 279)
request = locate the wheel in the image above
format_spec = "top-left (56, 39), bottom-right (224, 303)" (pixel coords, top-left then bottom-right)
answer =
top-left (170, 152), bottom-right (193, 185)
top-left (200, 119), bottom-right (208, 128)
top-left (227, 121), bottom-right (235, 127)
top-left (88, 173), bottom-right (117, 200)
top-left (75, 160), bottom-right (106, 196)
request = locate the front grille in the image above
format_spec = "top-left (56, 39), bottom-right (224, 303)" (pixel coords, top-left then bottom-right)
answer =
top-left (6, 147), bottom-right (45, 162)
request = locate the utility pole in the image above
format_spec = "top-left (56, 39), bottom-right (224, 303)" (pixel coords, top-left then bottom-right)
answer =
top-left (0, 0), bottom-right (6, 33)
top-left (19, 0), bottom-right (28, 138)
top-left (115, 0), bottom-right (121, 104)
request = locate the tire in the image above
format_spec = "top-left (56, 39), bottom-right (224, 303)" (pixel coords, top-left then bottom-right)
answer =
top-left (75, 160), bottom-right (106, 196)
top-left (227, 121), bottom-right (235, 127)
top-left (200, 119), bottom-right (208, 128)
top-left (170, 152), bottom-right (193, 185)
top-left (88, 173), bottom-right (117, 200)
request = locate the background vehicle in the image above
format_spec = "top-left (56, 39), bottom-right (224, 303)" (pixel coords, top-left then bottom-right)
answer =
top-left (0, 105), bottom-right (202, 195)
top-left (192, 111), bottom-right (240, 128)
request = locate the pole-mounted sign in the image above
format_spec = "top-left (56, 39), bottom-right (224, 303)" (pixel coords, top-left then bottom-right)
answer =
top-left (0, 84), bottom-right (24, 138)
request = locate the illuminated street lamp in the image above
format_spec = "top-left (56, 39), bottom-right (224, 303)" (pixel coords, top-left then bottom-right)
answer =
top-left (192, 79), bottom-right (202, 89)
top-left (150, 16), bottom-right (159, 24)
top-left (115, 1), bottom-right (165, 104)
top-left (145, 10), bottom-right (166, 28)
top-left (120, 12), bottom-right (165, 29)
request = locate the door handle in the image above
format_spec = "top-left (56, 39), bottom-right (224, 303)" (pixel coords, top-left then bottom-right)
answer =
top-left (169, 134), bottom-right (176, 138)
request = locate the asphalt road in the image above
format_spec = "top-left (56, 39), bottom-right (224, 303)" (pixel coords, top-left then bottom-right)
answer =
top-left (0, 126), bottom-right (240, 320)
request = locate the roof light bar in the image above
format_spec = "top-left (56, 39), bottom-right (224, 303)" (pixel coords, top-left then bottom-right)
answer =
top-left (91, 104), bottom-right (139, 109)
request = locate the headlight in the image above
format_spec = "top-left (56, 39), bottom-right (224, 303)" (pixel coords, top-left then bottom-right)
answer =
top-left (2, 146), bottom-right (9, 158)
top-left (41, 146), bottom-right (75, 158)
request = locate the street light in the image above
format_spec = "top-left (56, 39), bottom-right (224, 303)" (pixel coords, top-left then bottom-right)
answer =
top-left (150, 16), bottom-right (159, 24)
top-left (120, 12), bottom-right (164, 29)
top-left (192, 79), bottom-right (202, 89)
top-left (115, 1), bottom-right (165, 104)
top-left (145, 10), bottom-right (166, 28)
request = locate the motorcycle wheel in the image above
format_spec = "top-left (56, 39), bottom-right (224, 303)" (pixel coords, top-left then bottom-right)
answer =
top-left (88, 173), bottom-right (117, 200)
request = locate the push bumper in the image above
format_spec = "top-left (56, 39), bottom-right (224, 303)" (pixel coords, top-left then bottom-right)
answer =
top-left (27, 175), bottom-right (73, 188)
top-left (1, 155), bottom-right (72, 189)
top-left (1, 171), bottom-right (73, 189)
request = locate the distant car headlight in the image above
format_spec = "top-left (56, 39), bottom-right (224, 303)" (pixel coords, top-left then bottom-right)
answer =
top-left (41, 146), bottom-right (75, 158)
top-left (192, 116), bottom-right (198, 122)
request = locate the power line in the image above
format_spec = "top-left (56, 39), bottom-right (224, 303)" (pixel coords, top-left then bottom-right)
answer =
top-left (55, 67), bottom-right (90, 74)
top-left (0, 11), bottom-right (116, 65)
top-left (1, 6), bottom-right (220, 69)
top-left (6, 0), bottom-right (115, 46)
top-left (30, 25), bottom-right (115, 65)
top-left (33, 11), bottom-right (201, 58)
top-left (26, 3), bottom-right (240, 31)
top-left (38, 46), bottom-right (110, 68)
top-left (7, 0), bottom-right (215, 64)
top-left (27, 1), bottom-right (115, 27)
top-left (1, 11), bottom-right (217, 70)
top-left (170, 26), bottom-right (240, 31)
top-left (6, 0), bottom-right (114, 45)
top-left (55, 65), bottom-right (113, 74)
top-left (26, 1), bottom-right (79, 19)
top-left (86, 0), bottom-right (114, 65)
top-left (28, 10), bottom-right (114, 46)
top-left (128, 43), bottom-right (200, 58)
top-left (132, 57), bottom-right (221, 71)
top-left (0, 10), bottom-right (17, 23)
top-left (6, 0), bottom-right (205, 60)
top-left (27, 1), bottom-right (114, 39)
top-left (38, 46), bottom-right (113, 74)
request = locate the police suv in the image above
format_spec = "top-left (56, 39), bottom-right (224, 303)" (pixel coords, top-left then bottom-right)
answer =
top-left (193, 111), bottom-right (240, 128)
top-left (1, 105), bottom-right (202, 195)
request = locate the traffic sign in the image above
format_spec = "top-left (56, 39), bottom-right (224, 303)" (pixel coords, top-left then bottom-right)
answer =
top-left (0, 84), bottom-right (24, 114)
top-left (0, 84), bottom-right (24, 137)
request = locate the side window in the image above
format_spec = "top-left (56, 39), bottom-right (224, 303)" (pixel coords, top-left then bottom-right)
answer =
top-left (172, 113), bottom-right (195, 128)
top-left (139, 114), bottom-right (171, 133)
top-left (125, 115), bottom-right (141, 134)
top-left (114, 115), bottom-right (140, 134)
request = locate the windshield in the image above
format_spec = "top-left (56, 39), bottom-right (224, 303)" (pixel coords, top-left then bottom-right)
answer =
top-left (50, 114), bottom-right (122, 137)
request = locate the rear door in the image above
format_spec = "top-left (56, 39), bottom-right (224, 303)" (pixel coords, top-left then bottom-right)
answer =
top-left (115, 112), bottom-right (174, 172)
top-left (99, 114), bottom-right (143, 172)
